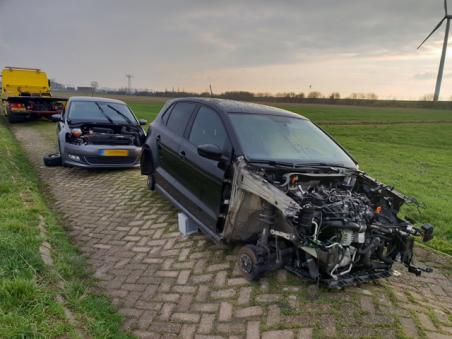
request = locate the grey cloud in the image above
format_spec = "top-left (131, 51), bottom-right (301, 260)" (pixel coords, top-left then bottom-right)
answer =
top-left (0, 0), bottom-right (447, 88)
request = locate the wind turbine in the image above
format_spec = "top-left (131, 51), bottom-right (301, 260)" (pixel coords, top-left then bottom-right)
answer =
top-left (418, 0), bottom-right (452, 101)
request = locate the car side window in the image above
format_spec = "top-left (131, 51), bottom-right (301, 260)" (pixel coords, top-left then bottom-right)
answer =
top-left (166, 102), bottom-right (196, 137)
top-left (189, 106), bottom-right (228, 149)
top-left (161, 104), bottom-right (173, 125)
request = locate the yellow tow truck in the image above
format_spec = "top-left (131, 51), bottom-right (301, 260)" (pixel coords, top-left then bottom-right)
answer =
top-left (1, 66), bottom-right (66, 123)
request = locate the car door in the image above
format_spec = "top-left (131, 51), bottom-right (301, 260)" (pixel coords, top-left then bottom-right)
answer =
top-left (178, 105), bottom-right (232, 230)
top-left (154, 101), bottom-right (197, 205)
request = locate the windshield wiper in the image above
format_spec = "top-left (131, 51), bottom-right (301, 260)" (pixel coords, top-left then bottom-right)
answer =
top-left (247, 159), bottom-right (296, 168)
top-left (106, 104), bottom-right (133, 124)
top-left (295, 162), bottom-right (356, 170)
top-left (95, 102), bottom-right (115, 124)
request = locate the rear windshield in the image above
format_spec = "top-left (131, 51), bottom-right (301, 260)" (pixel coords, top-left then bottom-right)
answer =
top-left (68, 101), bottom-right (137, 124)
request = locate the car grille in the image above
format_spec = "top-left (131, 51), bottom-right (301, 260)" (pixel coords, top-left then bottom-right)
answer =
top-left (84, 156), bottom-right (137, 165)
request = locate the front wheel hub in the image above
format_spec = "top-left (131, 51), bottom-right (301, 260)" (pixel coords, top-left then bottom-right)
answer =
top-left (240, 253), bottom-right (253, 274)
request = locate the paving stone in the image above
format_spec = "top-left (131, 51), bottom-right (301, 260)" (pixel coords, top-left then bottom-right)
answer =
top-left (214, 271), bottom-right (228, 287)
top-left (400, 317), bottom-right (419, 338)
top-left (256, 294), bottom-right (281, 303)
top-left (149, 321), bottom-right (182, 334)
top-left (159, 303), bottom-right (176, 321)
top-left (267, 305), bottom-right (281, 327)
top-left (172, 312), bottom-right (201, 323)
top-left (321, 315), bottom-right (336, 337)
top-left (216, 321), bottom-right (246, 334)
top-left (417, 313), bottom-right (437, 331)
top-left (138, 310), bottom-right (157, 329)
top-left (424, 332), bottom-right (451, 339)
top-left (235, 306), bottom-right (263, 318)
top-left (238, 287), bottom-right (252, 305)
top-left (198, 313), bottom-right (215, 334)
top-left (360, 296), bottom-right (375, 314)
top-left (246, 321), bottom-right (260, 339)
top-left (177, 270), bottom-right (191, 284)
top-left (192, 303), bottom-right (219, 313)
top-left (211, 288), bottom-right (236, 299)
top-left (227, 278), bottom-right (249, 287)
top-left (297, 328), bottom-right (313, 339)
top-left (180, 324), bottom-right (197, 339)
top-left (219, 302), bottom-right (233, 322)
top-left (196, 285), bottom-right (209, 302)
top-left (263, 330), bottom-right (294, 339)
top-left (177, 294), bottom-right (194, 312)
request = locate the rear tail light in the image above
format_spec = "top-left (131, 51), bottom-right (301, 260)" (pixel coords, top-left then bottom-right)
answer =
top-left (52, 103), bottom-right (64, 111)
top-left (9, 103), bottom-right (25, 111)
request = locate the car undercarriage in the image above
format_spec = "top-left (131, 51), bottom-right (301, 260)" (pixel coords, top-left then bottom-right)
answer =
top-left (223, 158), bottom-right (434, 288)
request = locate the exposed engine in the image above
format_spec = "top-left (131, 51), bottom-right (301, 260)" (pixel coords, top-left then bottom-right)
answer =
top-left (66, 124), bottom-right (145, 146)
top-left (224, 159), bottom-right (434, 288)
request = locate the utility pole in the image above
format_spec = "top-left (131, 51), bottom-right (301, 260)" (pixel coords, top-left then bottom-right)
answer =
top-left (125, 74), bottom-right (133, 94)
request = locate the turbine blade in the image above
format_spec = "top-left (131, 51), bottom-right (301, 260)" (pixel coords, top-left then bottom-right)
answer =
top-left (418, 17), bottom-right (446, 49)
top-left (446, 0), bottom-right (448, 15)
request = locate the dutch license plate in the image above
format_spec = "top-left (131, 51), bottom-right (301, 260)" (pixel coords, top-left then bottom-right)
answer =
top-left (98, 149), bottom-right (129, 156)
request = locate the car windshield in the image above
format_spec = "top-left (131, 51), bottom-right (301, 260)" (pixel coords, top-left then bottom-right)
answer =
top-left (229, 113), bottom-right (356, 168)
top-left (68, 101), bottom-right (137, 124)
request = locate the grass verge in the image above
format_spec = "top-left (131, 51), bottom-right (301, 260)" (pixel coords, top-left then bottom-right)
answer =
top-left (0, 118), bottom-right (132, 338)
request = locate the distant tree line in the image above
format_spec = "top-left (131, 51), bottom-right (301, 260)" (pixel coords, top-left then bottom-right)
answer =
top-left (50, 79), bottom-right (452, 109)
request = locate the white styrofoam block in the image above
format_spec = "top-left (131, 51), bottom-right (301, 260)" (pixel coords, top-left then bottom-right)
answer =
top-left (178, 212), bottom-right (198, 236)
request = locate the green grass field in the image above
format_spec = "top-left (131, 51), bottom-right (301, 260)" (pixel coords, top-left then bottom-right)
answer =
top-left (128, 99), bottom-right (452, 255)
top-left (0, 119), bottom-right (132, 338)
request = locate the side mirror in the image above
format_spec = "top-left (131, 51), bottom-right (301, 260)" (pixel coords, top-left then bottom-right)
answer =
top-left (197, 144), bottom-right (222, 161)
top-left (139, 119), bottom-right (148, 126)
top-left (49, 114), bottom-right (62, 122)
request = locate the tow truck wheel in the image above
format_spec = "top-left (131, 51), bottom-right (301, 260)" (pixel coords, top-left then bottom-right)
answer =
top-left (7, 111), bottom-right (24, 123)
top-left (238, 245), bottom-right (262, 281)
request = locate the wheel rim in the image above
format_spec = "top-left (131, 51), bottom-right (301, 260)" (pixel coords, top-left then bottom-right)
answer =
top-left (239, 253), bottom-right (253, 274)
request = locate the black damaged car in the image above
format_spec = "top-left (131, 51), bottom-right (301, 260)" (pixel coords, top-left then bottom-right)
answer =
top-left (141, 98), bottom-right (434, 288)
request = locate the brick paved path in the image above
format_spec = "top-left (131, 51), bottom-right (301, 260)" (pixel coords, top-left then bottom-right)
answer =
top-left (12, 123), bottom-right (452, 338)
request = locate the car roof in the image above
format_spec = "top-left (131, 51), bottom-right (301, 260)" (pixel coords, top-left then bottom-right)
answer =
top-left (68, 96), bottom-right (126, 104)
top-left (169, 97), bottom-right (307, 119)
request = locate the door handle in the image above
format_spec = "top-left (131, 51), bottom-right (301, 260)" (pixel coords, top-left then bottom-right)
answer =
top-left (156, 135), bottom-right (161, 149)
top-left (179, 150), bottom-right (186, 159)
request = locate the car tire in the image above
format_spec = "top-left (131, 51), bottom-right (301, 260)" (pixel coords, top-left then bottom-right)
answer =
top-left (43, 153), bottom-right (62, 167)
top-left (147, 174), bottom-right (156, 191)
top-left (58, 141), bottom-right (66, 167)
top-left (238, 245), bottom-right (262, 281)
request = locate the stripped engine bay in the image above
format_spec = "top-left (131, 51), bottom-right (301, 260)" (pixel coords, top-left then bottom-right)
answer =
top-left (224, 159), bottom-right (434, 288)
top-left (66, 123), bottom-right (145, 146)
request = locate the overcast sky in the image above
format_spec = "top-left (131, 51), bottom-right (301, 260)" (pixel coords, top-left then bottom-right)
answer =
top-left (1, 0), bottom-right (452, 99)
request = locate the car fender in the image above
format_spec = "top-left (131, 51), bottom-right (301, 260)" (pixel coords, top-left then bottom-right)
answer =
top-left (140, 145), bottom-right (154, 175)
